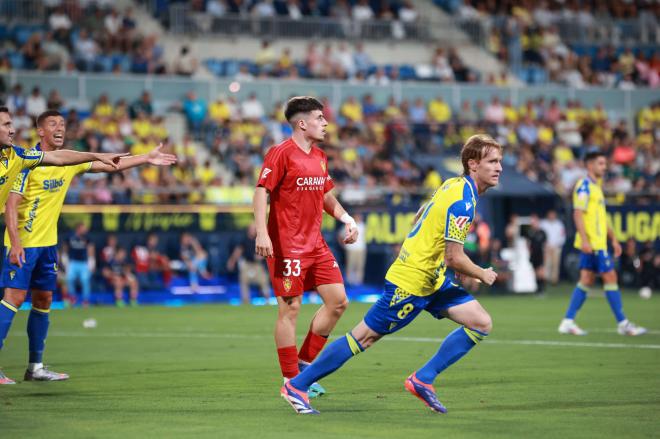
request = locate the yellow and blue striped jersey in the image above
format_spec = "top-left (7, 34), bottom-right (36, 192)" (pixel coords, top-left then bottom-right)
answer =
top-left (386, 176), bottom-right (478, 296)
top-left (0, 145), bottom-right (44, 206)
top-left (4, 154), bottom-right (91, 248)
top-left (573, 177), bottom-right (607, 251)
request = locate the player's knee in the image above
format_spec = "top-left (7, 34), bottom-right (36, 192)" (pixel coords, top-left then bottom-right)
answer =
top-left (471, 313), bottom-right (493, 334)
top-left (279, 300), bottom-right (301, 319)
top-left (3, 290), bottom-right (27, 308)
top-left (331, 297), bottom-right (349, 317)
top-left (32, 295), bottom-right (52, 310)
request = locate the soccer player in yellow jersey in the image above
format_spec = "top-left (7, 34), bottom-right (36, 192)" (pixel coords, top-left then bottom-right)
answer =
top-left (0, 107), bottom-right (128, 207)
top-left (558, 149), bottom-right (646, 337)
top-left (0, 110), bottom-right (176, 384)
top-left (281, 135), bottom-right (502, 415)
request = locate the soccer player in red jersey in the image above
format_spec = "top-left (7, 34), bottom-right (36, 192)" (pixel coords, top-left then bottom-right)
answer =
top-left (254, 96), bottom-right (359, 397)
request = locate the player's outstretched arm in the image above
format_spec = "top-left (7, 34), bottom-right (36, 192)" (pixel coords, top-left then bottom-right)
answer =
top-left (253, 187), bottom-right (273, 257)
top-left (445, 241), bottom-right (497, 285)
top-left (5, 192), bottom-right (25, 268)
top-left (88, 143), bottom-right (177, 173)
top-left (42, 150), bottom-right (129, 169)
top-left (323, 192), bottom-right (358, 244)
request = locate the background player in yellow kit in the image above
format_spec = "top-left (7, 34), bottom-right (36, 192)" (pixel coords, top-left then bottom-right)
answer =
top-left (558, 148), bottom-right (646, 337)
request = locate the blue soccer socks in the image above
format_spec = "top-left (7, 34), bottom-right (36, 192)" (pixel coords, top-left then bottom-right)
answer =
top-left (604, 284), bottom-right (626, 323)
top-left (565, 284), bottom-right (589, 319)
top-left (0, 300), bottom-right (18, 351)
top-left (290, 332), bottom-right (363, 392)
top-left (415, 326), bottom-right (488, 385)
top-left (27, 307), bottom-right (50, 364)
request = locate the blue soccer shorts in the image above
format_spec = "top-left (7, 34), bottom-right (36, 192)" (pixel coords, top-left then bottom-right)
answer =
top-left (579, 250), bottom-right (614, 274)
top-left (364, 278), bottom-right (475, 335)
top-left (1, 245), bottom-right (58, 291)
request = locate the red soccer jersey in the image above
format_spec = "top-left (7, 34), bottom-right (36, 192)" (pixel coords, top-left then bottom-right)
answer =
top-left (257, 138), bottom-right (334, 257)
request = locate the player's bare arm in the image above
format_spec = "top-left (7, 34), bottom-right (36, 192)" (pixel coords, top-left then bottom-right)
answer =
top-left (5, 191), bottom-right (25, 268)
top-left (42, 150), bottom-right (129, 169)
top-left (323, 191), bottom-right (358, 244)
top-left (88, 143), bottom-right (177, 173)
top-left (445, 241), bottom-right (497, 285)
top-left (607, 225), bottom-right (622, 257)
top-left (253, 186), bottom-right (273, 257)
top-left (573, 209), bottom-right (592, 253)
top-left (412, 202), bottom-right (427, 225)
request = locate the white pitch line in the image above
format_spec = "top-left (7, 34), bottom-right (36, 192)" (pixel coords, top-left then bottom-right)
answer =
top-left (11, 331), bottom-right (660, 350)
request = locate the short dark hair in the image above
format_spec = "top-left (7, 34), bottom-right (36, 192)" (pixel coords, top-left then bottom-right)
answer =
top-left (37, 110), bottom-right (63, 127)
top-left (0, 106), bottom-right (9, 114)
top-left (284, 96), bottom-right (323, 122)
top-left (584, 147), bottom-right (605, 163)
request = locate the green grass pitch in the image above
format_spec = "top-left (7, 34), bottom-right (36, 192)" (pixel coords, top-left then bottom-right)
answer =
top-left (1, 285), bottom-right (659, 438)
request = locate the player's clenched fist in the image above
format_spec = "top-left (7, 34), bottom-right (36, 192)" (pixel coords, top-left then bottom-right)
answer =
top-left (255, 232), bottom-right (274, 258)
top-left (480, 267), bottom-right (497, 285)
top-left (343, 223), bottom-right (358, 244)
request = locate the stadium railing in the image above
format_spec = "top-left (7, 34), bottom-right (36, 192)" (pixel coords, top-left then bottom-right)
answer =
top-left (0, 0), bottom-right (44, 24)
top-left (166, 3), bottom-right (432, 41)
top-left (2, 70), bottom-right (656, 125)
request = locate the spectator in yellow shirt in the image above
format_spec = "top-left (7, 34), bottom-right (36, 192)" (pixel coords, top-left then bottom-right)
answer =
top-left (94, 94), bottom-right (114, 118)
top-left (209, 95), bottom-right (231, 124)
top-left (428, 96), bottom-right (452, 123)
top-left (341, 96), bottom-right (364, 124)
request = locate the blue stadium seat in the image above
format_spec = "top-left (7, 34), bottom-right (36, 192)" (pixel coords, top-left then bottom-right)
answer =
top-left (13, 25), bottom-right (41, 46)
top-left (96, 55), bottom-right (114, 73)
top-left (224, 59), bottom-right (240, 77)
top-left (399, 65), bottom-right (417, 80)
top-left (204, 59), bottom-right (224, 76)
top-left (112, 54), bottom-right (131, 72)
top-left (8, 52), bottom-right (25, 70)
top-left (530, 67), bottom-right (548, 85)
top-left (295, 62), bottom-right (311, 78)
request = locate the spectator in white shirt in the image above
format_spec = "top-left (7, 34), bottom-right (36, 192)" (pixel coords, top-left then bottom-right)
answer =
top-left (241, 93), bottom-right (265, 120)
top-left (26, 87), bottom-right (47, 119)
top-left (540, 210), bottom-right (566, 285)
top-left (287, 0), bottom-right (303, 20)
top-left (398, 0), bottom-right (418, 22)
top-left (352, 0), bottom-right (374, 21)
top-left (74, 29), bottom-right (99, 71)
top-left (49, 6), bottom-right (71, 31)
top-left (253, 0), bottom-right (275, 17)
top-left (484, 96), bottom-right (505, 124)
top-left (208, 0), bottom-right (227, 17)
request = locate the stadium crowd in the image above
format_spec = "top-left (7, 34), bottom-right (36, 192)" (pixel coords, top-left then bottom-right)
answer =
top-left (444, 0), bottom-right (660, 87)
top-left (1, 84), bottom-right (658, 205)
top-left (0, 1), bottom-right (199, 76)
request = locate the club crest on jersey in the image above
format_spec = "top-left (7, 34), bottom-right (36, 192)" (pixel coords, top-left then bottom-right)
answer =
top-left (261, 168), bottom-right (272, 179)
top-left (9, 270), bottom-right (16, 280)
top-left (283, 277), bottom-right (292, 292)
top-left (320, 160), bottom-right (326, 173)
